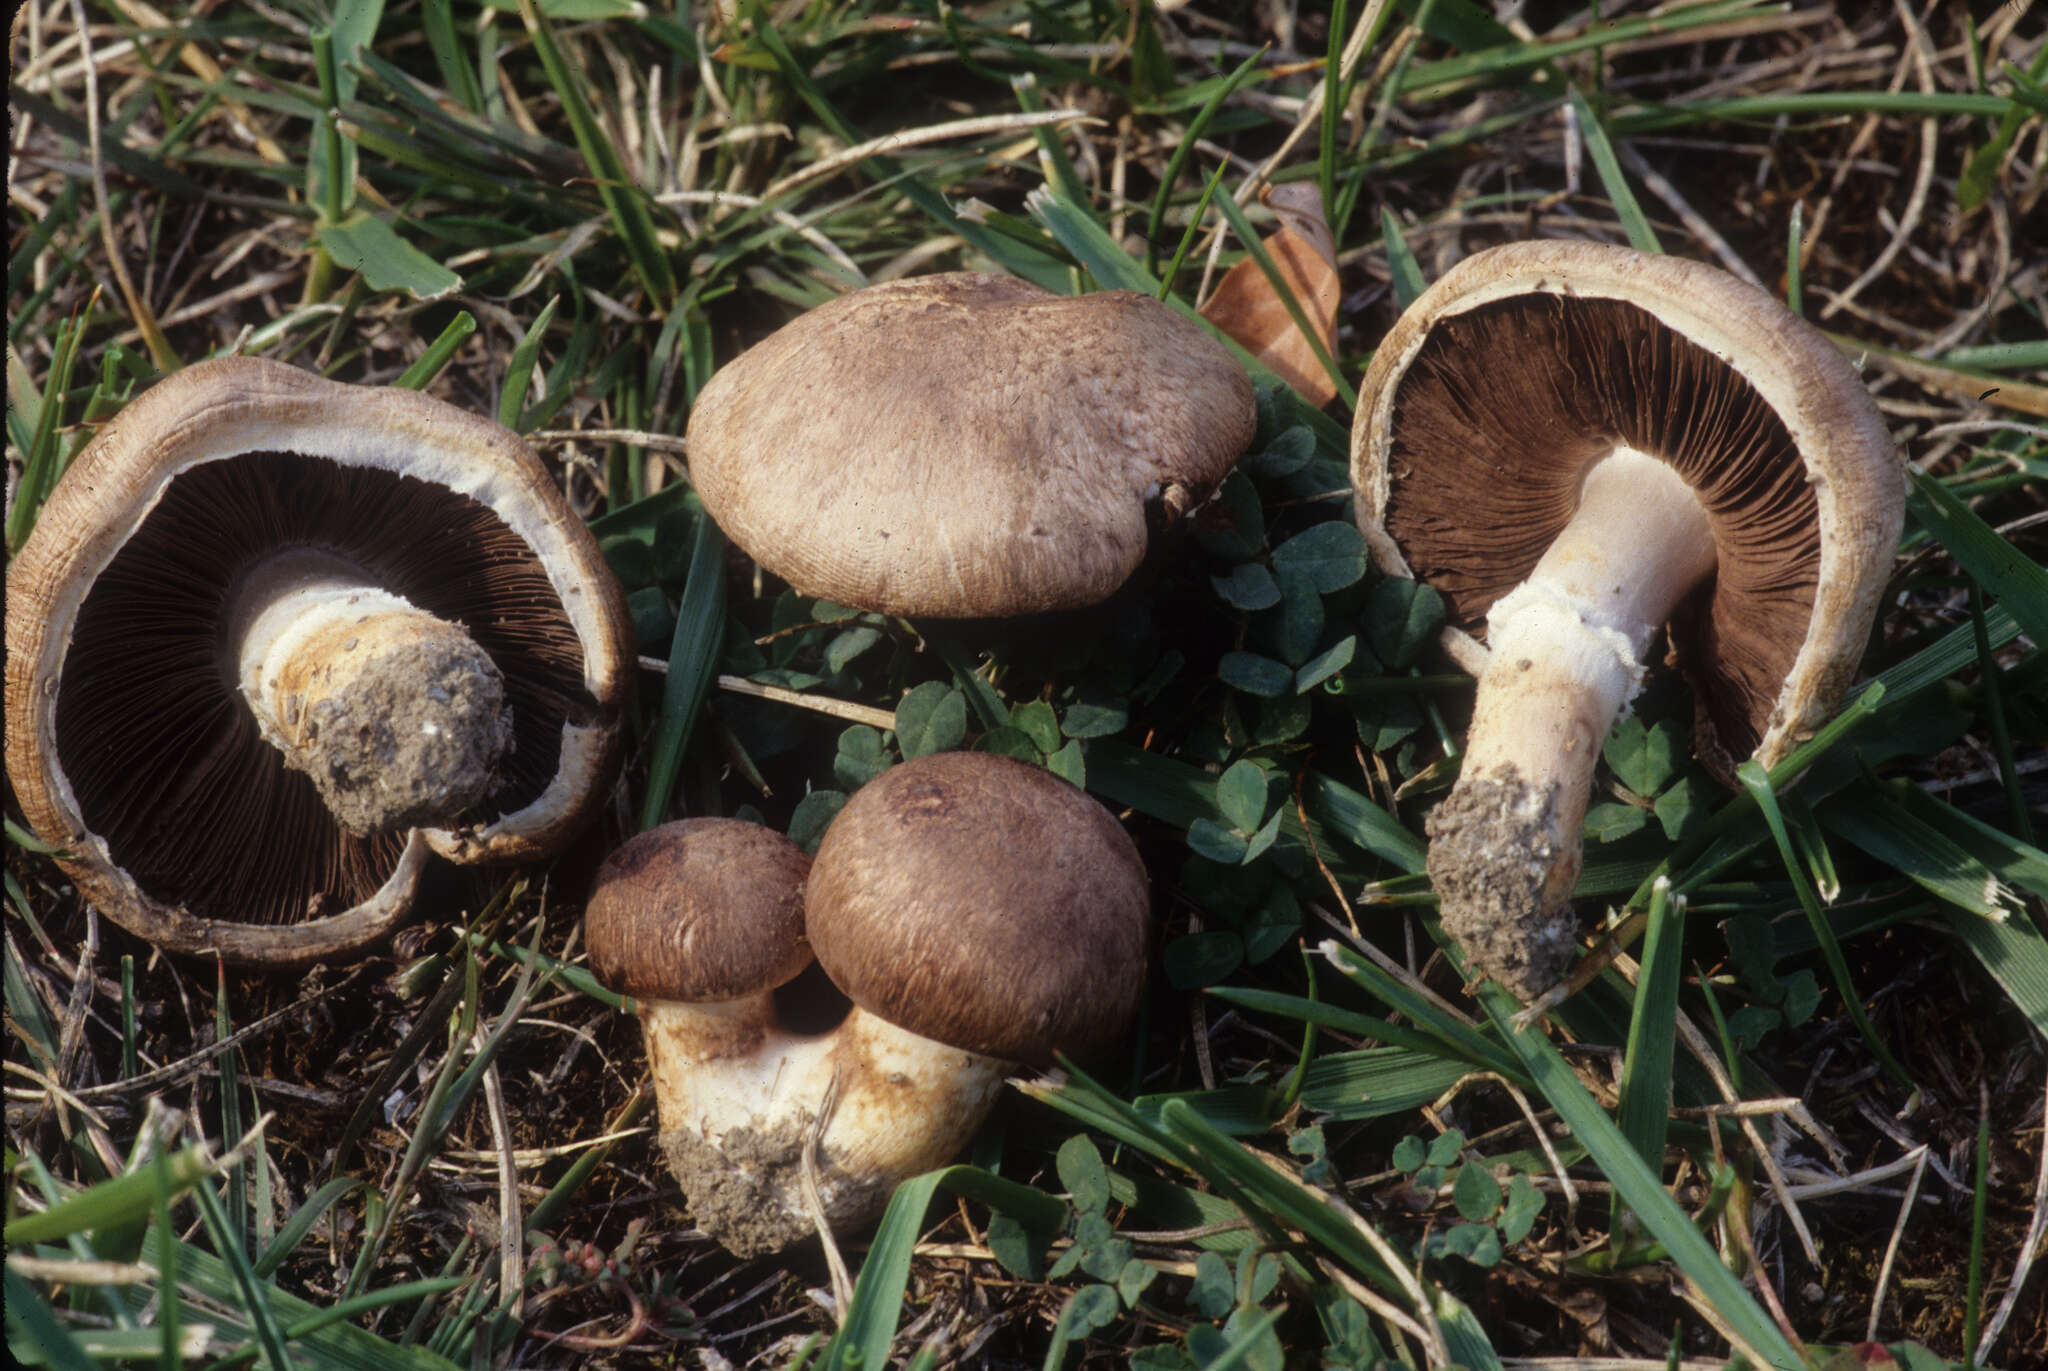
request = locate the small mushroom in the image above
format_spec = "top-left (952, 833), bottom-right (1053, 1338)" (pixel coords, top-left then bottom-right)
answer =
top-left (1351, 241), bottom-right (1902, 998)
top-left (5, 357), bottom-right (635, 964)
top-left (584, 752), bottom-right (1148, 1256)
top-left (685, 272), bottom-right (1257, 618)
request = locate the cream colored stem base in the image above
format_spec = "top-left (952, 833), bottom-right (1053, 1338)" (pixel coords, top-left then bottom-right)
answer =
top-left (1428, 449), bottom-right (1717, 998)
top-left (641, 996), bottom-right (1008, 1257)
top-left (230, 550), bottom-right (512, 835)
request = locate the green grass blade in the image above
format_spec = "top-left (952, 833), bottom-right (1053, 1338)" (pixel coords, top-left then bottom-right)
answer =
top-left (3, 1146), bottom-right (213, 1246)
top-left (147, 1226), bottom-right (465, 1371)
top-left (1477, 984), bottom-right (1805, 1370)
top-left (1380, 206), bottom-right (1426, 308)
top-left (214, 962), bottom-right (246, 1260)
top-left (6, 311), bottom-right (88, 553)
top-left (1871, 605), bottom-right (2018, 703)
top-left (523, 1088), bottom-right (652, 1236)
top-left (1904, 465), bottom-right (2048, 648)
top-left (1027, 186), bottom-right (1160, 294)
top-left (1319, 942), bottom-right (1527, 1081)
top-left (496, 294), bottom-right (560, 430)
top-left (329, 967), bottom-right (469, 1179)
top-left (1156, 1099), bottom-right (1404, 1296)
top-left (821, 1167), bottom-right (1064, 1370)
top-left (154, 1142), bottom-right (180, 1371)
top-left (1010, 74), bottom-right (1090, 218)
top-left (1941, 905), bottom-right (2048, 1073)
top-left (1436, 1288), bottom-right (1505, 1371)
top-left (189, 1180), bottom-right (297, 1371)
top-left (929, 637), bottom-right (1008, 732)
top-left (1569, 86), bottom-right (1661, 253)
top-left (6, 933), bottom-right (62, 1074)
top-left (1397, 0), bottom-right (1756, 97)
top-left (1739, 762), bottom-right (1909, 1087)
top-left (639, 504), bottom-right (727, 829)
top-left (1820, 785), bottom-right (2022, 921)
top-left (1208, 985), bottom-right (1483, 1072)
top-left (1874, 778), bottom-right (2048, 903)
top-left (4, 1268), bottom-right (96, 1371)
top-left (1614, 878), bottom-right (1682, 1232)
top-left (1156, 158), bottom-right (1231, 297)
top-left (252, 1179), bottom-right (364, 1281)
top-left (1941, 340), bottom-right (2048, 371)
top-left (210, 1280), bottom-right (471, 1371)
top-left (392, 310), bottom-right (477, 389)
top-left (1785, 200), bottom-right (1803, 314)
top-left (515, 0), bottom-right (675, 306)
top-left (1612, 92), bottom-right (2017, 129)
top-left (1318, 0), bottom-right (1353, 216)
top-left (1302, 771), bottom-right (1427, 873)
top-left (1145, 48), bottom-right (1267, 274)
top-left (1648, 682), bottom-right (1888, 905)
top-left (420, 0), bottom-right (485, 113)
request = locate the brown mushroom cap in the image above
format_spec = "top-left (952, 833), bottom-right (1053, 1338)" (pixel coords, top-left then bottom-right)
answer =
top-left (4, 356), bottom-right (635, 964)
top-left (685, 272), bottom-right (1257, 619)
top-left (584, 819), bottom-right (814, 1004)
top-left (804, 752), bottom-right (1149, 1064)
top-left (1351, 241), bottom-right (1902, 775)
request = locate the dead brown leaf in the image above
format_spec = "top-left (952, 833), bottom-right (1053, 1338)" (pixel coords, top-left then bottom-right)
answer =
top-left (1199, 182), bottom-right (1341, 406)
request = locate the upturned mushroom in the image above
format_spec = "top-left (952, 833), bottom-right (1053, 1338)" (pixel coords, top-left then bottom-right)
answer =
top-left (1351, 241), bottom-right (1902, 998)
top-left (584, 752), bottom-right (1149, 1256)
top-left (6, 357), bottom-right (635, 964)
top-left (684, 272), bottom-right (1257, 618)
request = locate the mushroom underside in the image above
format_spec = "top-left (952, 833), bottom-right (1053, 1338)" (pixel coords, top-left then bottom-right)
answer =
top-left (53, 451), bottom-right (594, 925)
top-left (1380, 292), bottom-right (1820, 763)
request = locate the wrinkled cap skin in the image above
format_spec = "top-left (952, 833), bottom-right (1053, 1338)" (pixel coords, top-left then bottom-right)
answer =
top-left (686, 272), bottom-right (1257, 618)
top-left (805, 752), bottom-right (1149, 1064)
top-left (1351, 240), bottom-right (1903, 776)
top-left (585, 819), bottom-right (814, 1004)
top-left (4, 357), bottom-right (635, 965)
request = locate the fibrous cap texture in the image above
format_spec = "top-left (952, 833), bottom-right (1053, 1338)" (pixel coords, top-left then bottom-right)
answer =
top-left (686, 272), bottom-right (1257, 619)
top-left (585, 819), bottom-right (814, 1004)
top-left (804, 751), bottom-right (1149, 1064)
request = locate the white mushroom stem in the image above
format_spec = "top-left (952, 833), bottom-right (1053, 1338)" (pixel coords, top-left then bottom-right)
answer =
top-left (639, 992), bottom-right (1009, 1257)
top-left (228, 549), bottom-right (513, 836)
top-left (1428, 448), bottom-right (1718, 998)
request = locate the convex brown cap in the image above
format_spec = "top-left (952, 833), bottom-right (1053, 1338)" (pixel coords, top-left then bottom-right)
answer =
top-left (5, 356), bottom-right (635, 964)
top-left (585, 819), bottom-right (813, 1004)
top-left (686, 272), bottom-right (1257, 619)
top-left (1353, 240), bottom-right (1903, 775)
top-left (805, 751), bottom-right (1150, 1064)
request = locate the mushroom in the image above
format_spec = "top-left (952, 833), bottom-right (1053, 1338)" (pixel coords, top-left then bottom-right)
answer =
top-left (1350, 241), bottom-right (1903, 998)
top-left (6, 356), bottom-right (635, 964)
top-left (684, 272), bottom-right (1257, 618)
top-left (584, 752), bottom-right (1149, 1256)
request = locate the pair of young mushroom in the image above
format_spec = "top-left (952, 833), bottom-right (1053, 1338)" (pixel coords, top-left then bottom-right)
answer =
top-left (584, 750), bottom-right (1149, 1257)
